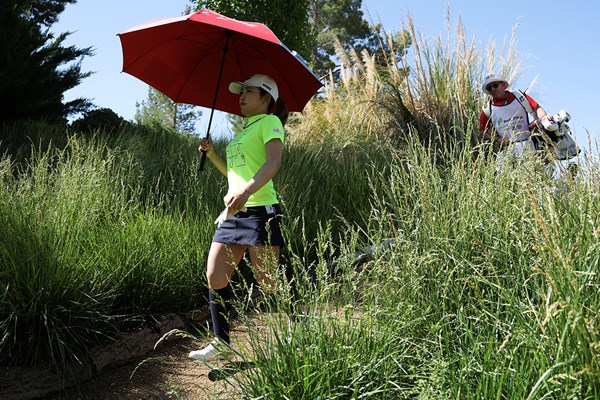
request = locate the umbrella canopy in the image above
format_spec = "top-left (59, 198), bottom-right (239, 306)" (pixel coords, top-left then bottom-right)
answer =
top-left (118, 9), bottom-right (323, 116)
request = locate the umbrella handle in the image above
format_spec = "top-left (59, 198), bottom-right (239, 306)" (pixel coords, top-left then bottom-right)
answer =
top-left (198, 132), bottom-right (211, 171)
top-left (199, 150), bottom-right (207, 171)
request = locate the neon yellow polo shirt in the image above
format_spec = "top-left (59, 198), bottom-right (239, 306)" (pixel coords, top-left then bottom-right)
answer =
top-left (226, 114), bottom-right (285, 207)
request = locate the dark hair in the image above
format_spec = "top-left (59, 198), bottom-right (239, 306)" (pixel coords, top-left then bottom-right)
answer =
top-left (271, 98), bottom-right (289, 127)
top-left (259, 88), bottom-right (288, 127)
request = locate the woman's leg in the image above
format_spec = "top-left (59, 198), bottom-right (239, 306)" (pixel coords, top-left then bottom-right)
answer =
top-left (248, 245), bottom-right (300, 334)
top-left (206, 242), bottom-right (246, 290)
top-left (248, 245), bottom-right (280, 293)
top-left (189, 242), bottom-right (247, 360)
top-left (206, 243), bottom-right (246, 343)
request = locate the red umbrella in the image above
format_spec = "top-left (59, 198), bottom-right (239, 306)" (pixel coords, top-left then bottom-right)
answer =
top-left (118, 9), bottom-right (322, 168)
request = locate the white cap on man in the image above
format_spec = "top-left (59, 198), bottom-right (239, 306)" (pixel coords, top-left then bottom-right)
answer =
top-left (229, 74), bottom-right (279, 101)
top-left (481, 74), bottom-right (509, 95)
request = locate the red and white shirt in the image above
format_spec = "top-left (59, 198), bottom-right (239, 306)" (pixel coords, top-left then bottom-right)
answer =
top-left (479, 91), bottom-right (540, 141)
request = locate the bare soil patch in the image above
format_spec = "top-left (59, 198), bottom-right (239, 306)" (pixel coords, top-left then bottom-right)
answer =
top-left (43, 326), bottom-right (254, 400)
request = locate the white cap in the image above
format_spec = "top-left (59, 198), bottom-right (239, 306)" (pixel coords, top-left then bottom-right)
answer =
top-left (229, 74), bottom-right (279, 101)
top-left (481, 74), bottom-right (509, 95)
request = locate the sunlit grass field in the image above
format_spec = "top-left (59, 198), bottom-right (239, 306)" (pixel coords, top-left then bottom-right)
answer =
top-left (1, 15), bottom-right (599, 399)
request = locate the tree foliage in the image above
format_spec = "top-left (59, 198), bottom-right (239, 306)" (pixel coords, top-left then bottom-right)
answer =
top-left (134, 87), bottom-right (202, 135)
top-left (308, 0), bottom-right (371, 76)
top-left (193, 0), bottom-right (407, 79)
top-left (195, 0), bottom-right (312, 59)
top-left (0, 0), bottom-right (93, 124)
top-left (71, 108), bottom-right (132, 135)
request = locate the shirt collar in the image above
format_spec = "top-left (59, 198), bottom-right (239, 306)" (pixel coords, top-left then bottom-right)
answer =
top-left (491, 91), bottom-right (515, 105)
top-left (245, 114), bottom-right (267, 126)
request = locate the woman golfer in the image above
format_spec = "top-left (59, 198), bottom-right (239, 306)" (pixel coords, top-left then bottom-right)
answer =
top-left (189, 74), bottom-right (287, 361)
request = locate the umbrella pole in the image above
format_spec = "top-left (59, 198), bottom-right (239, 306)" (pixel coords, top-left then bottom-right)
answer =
top-left (199, 32), bottom-right (231, 171)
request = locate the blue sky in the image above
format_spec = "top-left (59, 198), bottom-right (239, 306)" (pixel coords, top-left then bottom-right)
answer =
top-left (53, 0), bottom-right (598, 152)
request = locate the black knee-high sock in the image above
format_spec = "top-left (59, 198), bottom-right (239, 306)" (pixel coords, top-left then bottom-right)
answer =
top-left (209, 285), bottom-right (232, 344)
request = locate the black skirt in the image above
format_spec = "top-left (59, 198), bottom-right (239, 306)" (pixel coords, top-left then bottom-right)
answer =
top-left (212, 204), bottom-right (285, 247)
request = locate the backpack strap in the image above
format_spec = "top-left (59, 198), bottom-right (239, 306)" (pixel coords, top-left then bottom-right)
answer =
top-left (513, 89), bottom-right (536, 117)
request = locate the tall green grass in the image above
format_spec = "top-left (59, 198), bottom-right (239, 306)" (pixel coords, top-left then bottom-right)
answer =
top-left (0, 133), bottom-right (215, 368)
top-left (229, 138), bottom-right (599, 399)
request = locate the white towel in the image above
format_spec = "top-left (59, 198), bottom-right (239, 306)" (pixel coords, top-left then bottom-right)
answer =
top-left (214, 206), bottom-right (247, 227)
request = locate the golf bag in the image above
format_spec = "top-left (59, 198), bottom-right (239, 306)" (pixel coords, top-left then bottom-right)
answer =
top-left (529, 109), bottom-right (580, 160)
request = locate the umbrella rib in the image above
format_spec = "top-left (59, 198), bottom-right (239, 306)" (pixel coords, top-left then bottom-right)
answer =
top-left (170, 36), bottom-right (228, 103)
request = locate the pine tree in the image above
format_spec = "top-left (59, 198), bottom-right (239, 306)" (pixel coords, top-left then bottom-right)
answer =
top-left (134, 87), bottom-right (202, 135)
top-left (0, 0), bottom-right (93, 124)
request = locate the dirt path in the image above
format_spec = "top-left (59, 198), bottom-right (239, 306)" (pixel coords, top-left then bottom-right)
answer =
top-left (45, 326), bottom-right (255, 400)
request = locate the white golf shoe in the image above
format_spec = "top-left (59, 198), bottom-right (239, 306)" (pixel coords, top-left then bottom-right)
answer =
top-left (188, 338), bottom-right (232, 361)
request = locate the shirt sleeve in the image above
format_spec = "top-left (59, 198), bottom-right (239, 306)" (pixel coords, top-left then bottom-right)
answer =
top-left (525, 93), bottom-right (540, 111)
top-left (262, 115), bottom-right (285, 144)
top-left (479, 110), bottom-right (490, 132)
